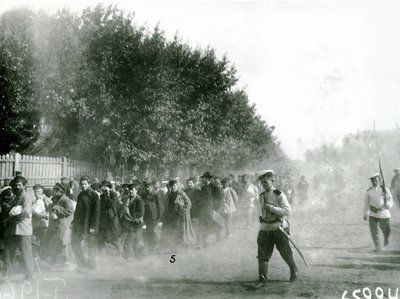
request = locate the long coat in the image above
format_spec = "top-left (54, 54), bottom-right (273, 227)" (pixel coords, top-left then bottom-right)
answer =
top-left (197, 184), bottom-right (220, 232)
top-left (120, 195), bottom-right (145, 232)
top-left (72, 188), bottom-right (100, 238)
top-left (142, 191), bottom-right (161, 228)
top-left (198, 184), bottom-right (215, 224)
top-left (47, 194), bottom-right (75, 246)
top-left (184, 187), bottom-right (201, 219)
top-left (98, 190), bottom-right (122, 242)
top-left (162, 190), bottom-right (197, 245)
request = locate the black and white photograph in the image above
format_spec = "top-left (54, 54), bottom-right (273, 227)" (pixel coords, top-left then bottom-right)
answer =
top-left (0, 0), bottom-right (399, 298)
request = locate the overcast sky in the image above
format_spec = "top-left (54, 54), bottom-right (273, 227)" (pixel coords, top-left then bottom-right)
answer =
top-left (1, 0), bottom-right (399, 159)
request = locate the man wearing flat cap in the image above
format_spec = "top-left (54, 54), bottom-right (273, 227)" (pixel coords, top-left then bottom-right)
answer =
top-left (120, 182), bottom-right (145, 260)
top-left (198, 172), bottom-right (222, 246)
top-left (363, 173), bottom-right (393, 252)
top-left (256, 170), bottom-right (297, 286)
top-left (71, 175), bottom-right (100, 272)
top-left (390, 168), bottom-right (400, 207)
top-left (97, 181), bottom-right (123, 255)
top-left (47, 183), bottom-right (75, 265)
top-left (141, 181), bottom-right (161, 252)
top-left (3, 175), bottom-right (35, 279)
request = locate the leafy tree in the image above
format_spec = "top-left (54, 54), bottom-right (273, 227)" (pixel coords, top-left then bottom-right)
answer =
top-left (0, 5), bottom-right (284, 176)
top-left (0, 8), bottom-right (39, 154)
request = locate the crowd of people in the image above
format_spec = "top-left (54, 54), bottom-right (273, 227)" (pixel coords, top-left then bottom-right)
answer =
top-left (0, 167), bottom-right (316, 282)
top-left (1, 166), bottom-right (397, 284)
top-left (0, 170), bottom-right (285, 279)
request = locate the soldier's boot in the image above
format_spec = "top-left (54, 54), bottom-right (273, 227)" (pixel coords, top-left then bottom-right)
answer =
top-left (283, 253), bottom-right (298, 282)
top-left (289, 268), bottom-right (297, 282)
top-left (254, 260), bottom-right (268, 288)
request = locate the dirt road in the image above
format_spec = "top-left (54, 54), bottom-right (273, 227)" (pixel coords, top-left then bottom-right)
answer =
top-left (1, 201), bottom-right (399, 299)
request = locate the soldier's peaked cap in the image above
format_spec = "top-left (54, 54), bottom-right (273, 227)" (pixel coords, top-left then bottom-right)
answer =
top-left (369, 172), bottom-right (380, 179)
top-left (257, 170), bottom-right (274, 180)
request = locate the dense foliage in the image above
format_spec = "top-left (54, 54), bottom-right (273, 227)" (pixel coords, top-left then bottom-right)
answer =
top-left (0, 5), bottom-right (284, 174)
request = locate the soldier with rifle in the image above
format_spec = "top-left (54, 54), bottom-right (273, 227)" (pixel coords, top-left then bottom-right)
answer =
top-left (363, 171), bottom-right (393, 252)
top-left (255, 170), bottom-right (298, 287)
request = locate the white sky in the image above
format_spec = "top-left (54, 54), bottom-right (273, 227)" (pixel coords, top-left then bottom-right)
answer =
top-left (1, 0), bottom-right (400, 159)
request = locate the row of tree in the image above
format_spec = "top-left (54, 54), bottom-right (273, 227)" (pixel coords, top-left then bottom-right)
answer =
top-left (0, 5), bottom-right (284, 175)
top-left (304, 128), bottom-right (400, 204)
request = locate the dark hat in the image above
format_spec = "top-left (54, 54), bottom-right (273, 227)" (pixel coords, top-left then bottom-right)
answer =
top-left (43, 188), bottom-right (52, 197)
top-left (101, 180), bottom-right (112, 189)
top-left (121, 183), bottom-right (129, 189)
top-left (143, 181), bottom-right (152, 187)
top-left (53, 182), bottom-right (65, 192)
top-left (33, 184), bottom-right (44, 191)
top-left (80, 175), bottom-right (91, 183)
top-left (200, 171), bottom-right (213, 179)
top-left (168, 180), bottom-right (178, 187)
top-left (257, 170), bottom-right (274, 181)
top-left (127, 182), bottom-right (140, 190)
top-left (0, 186), bottom-right (12, 195)
top-left (221, 177), bottom-right (230, 184)
top-left (132, 179), bottom-right (141, 186)
top-left (13, 175), bottom-right (27, 185)
top-left (91, 183), bottom-right (101, 192)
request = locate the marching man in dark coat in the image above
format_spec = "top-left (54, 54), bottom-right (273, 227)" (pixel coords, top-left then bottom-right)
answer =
top-left (47, 183), bottom-right (75, 265)
top-left (97, 180), bottom-right (123, 255)
top-left (256, 170), bottom-right (297, 287)
top-left (71, 175), bottom-right (100, 272)
top-left (120, 182), bottom-right (145, 261)
top-left (197, 172), bottom-right (221, 247)
top-left (142, 181), bottom-right (161, 252)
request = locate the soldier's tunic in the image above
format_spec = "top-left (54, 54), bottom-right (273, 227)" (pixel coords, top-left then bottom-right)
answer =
top-left (257, 188), bottom-right (296, 277)
top-left (363, 186), bottom-right (393, 249)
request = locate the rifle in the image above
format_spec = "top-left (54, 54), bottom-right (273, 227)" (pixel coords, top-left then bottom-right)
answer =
top-left (378, 153), bottom-right (387, 207)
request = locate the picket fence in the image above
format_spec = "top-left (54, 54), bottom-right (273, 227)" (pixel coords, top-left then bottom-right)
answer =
top-left (0, 153), bottom-right (106, 187)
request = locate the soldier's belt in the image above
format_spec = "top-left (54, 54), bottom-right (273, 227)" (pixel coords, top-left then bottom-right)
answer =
top-left (259, 216), bottom-right (282, 224)
top-left (369, 205), bottom-right (387, 213)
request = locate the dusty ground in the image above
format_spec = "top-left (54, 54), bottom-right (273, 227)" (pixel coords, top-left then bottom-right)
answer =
top-left (1, 198), bottom-right (399, 299)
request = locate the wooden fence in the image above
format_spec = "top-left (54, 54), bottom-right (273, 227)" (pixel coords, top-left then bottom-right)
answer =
top-left (0, 153), bottom-right (106, 187)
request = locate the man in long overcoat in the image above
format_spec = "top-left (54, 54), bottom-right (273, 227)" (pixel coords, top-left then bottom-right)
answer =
top-left (120, 182), bottom-right (145, 261)
top-left (71, 175), bottom-right (100, 272)
top-left (197, 172), bottom-right (221, 246)
top-left (142, 182), bottom-right (161, 251)
top-left (97, 180), bottom-right (122, 255)
top-left (47, 183), bottom-right (75, 265)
